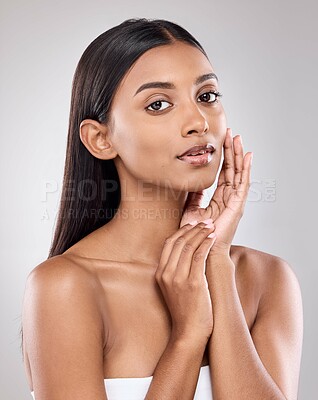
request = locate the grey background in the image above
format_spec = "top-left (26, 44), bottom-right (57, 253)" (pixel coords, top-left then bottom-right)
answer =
top-left (1, 0), bottom-right (317, 398)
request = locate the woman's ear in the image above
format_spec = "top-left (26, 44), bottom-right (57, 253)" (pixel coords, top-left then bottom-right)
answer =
top-left (79, 119), bottom-right (117, 160)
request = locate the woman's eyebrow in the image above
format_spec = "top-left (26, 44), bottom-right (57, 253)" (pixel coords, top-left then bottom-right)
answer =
top-left (133, 72), bottom-right (218, 97)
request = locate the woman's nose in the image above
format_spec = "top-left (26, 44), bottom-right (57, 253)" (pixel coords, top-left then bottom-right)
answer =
top-left (181, 104), bottom-right (209, 137)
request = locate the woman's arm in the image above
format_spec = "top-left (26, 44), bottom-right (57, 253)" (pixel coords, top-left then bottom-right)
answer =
top-left (180, 128), bottom-right (303, 398)
top-left (206, 254), bottom-right (303, 400)
top-left (143, 221), bottom-right (217, 399)
top-left (144, 334), bottom-right (207, 400)
top-left (22, 257), bottom-right (109, 400)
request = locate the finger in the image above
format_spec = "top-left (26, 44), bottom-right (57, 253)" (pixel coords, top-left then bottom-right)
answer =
top-left (240, 152), bottom-right (253, 192)
top-left (233, 135), bottom-right (244, 189)
top-left (164, 222), bottom-right (215, 281)
top-left (224, 128), bottom-right (235, 186)
top-left (188, 233), bottom-right (217, 280)
top-left (170, 222), bottom-right (215, 281)
top-left (156, 223), bottom-right (196, 276)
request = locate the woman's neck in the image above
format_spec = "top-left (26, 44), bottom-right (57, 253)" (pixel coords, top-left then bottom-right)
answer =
top-left (99, 194), bottom-right (188, 265)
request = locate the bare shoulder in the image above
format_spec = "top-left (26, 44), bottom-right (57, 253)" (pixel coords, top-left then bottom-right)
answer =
top-left (22, 255), bottom-right (108, 398)
top-left (231, 244), bottom-right (301, 305)
top-left (26, 253), bottom-right (97, 284)
top-left (231, 243), bottom-right (298, 276)
top-left (23, 253), bottom-right (106, 344)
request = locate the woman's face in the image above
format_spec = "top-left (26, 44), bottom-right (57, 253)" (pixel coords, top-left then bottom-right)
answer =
top-left (108, 40), bottom-right (227, 193)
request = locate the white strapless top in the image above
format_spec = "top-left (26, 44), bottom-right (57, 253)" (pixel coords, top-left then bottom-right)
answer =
top-left (30, 364), bottom-right (212, 399)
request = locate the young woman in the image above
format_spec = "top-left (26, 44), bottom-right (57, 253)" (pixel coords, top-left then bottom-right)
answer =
top-left (21, 18), bottom-right (303, 400)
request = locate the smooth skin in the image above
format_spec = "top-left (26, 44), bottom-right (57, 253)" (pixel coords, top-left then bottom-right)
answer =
top-left (181, 127), bottom-right (253, 257)
top-left (146, 221), bottom-right (217, 399)
top-left (155, 221), bottom-right (217, 343)
top-left (22, 41), bottom-right (303, 400)
top-left (182, 126), bottom-right (303, 399)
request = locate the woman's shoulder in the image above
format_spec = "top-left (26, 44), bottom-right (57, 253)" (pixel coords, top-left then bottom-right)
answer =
top-left (22, 254), bottom-right (109, 395)
top-left (24, 254), bottom-right (107, 322)
top-left (231, 244), bottom-right (294, 271)
top-left (26, 253), bottom-right (101, 290)
top-left (23, 254), bottom-right (108, 344)
top-left (231, 244), bottom-right (298, 297)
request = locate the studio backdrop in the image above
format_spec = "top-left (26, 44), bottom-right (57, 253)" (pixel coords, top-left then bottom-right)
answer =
top-left (0, 0), bottom-right (317, 399)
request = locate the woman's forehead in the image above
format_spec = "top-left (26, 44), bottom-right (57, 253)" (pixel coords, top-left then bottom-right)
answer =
top-left (116, 42), bottom-right (215, 97)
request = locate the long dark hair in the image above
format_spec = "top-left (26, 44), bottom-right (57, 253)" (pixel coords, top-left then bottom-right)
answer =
top-left (48, 17), bottom-right (208, 258)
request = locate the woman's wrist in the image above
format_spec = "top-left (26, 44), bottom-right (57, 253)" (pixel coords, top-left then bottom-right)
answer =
top-left (169, 329), bottom-right (210, 350)
top-left (207, 253), bottom-right (236, 274)
top-left (208, 252), bottom-right (231, 263)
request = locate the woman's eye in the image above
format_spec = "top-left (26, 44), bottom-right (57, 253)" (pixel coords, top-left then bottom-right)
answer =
top-left (198, 91), bottom-right (222, 104)
top-left (145, 91), bottom-right (222, 113)
top-left (146, 100), bottom-right (171, 112)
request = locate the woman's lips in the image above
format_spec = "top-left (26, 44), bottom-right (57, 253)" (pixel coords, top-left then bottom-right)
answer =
top-left (177, 151), bottom-right (213, 165)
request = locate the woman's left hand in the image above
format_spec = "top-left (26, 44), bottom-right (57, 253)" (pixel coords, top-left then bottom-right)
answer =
top-left (180, 127), bottom-right (253, 258)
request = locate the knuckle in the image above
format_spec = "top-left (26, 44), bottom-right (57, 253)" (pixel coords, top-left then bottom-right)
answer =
top-left (154, 270), bottom-right (162, 282)
top-left (193, 251), bottom-right (205, 262)
top-left (171, 276), bottom-right (183, 288)
top-left (187, 279), bottom-right (199, 290)
top-left (182, 242), bottom-right (193, 253)
top-left (164, 237), bottom-right (173, 246)
top-left (224, 160), bottom-right (232, 169)
top-left (200, 227), bottom-right (210, 234)
top-left (161, 271), bottom-right (171, 285)
top-left (175, 236), bottom-right (186, 245)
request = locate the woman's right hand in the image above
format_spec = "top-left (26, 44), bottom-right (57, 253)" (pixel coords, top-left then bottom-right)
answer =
top-left (155, 220), bottom-right (217, 345)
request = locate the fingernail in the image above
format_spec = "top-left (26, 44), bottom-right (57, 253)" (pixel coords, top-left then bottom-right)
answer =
top-left (202, 218), bottom-right (213, 225)
top-left (250, 153), bottom-right (253, 165)
top-left (189, 220), bottom-right (198, 225)
top-left (208, 232), bottom-right (216, 238)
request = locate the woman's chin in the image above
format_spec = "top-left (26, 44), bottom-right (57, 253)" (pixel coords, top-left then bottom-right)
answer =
top-left (176, 175), bottom-right (217, 193)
